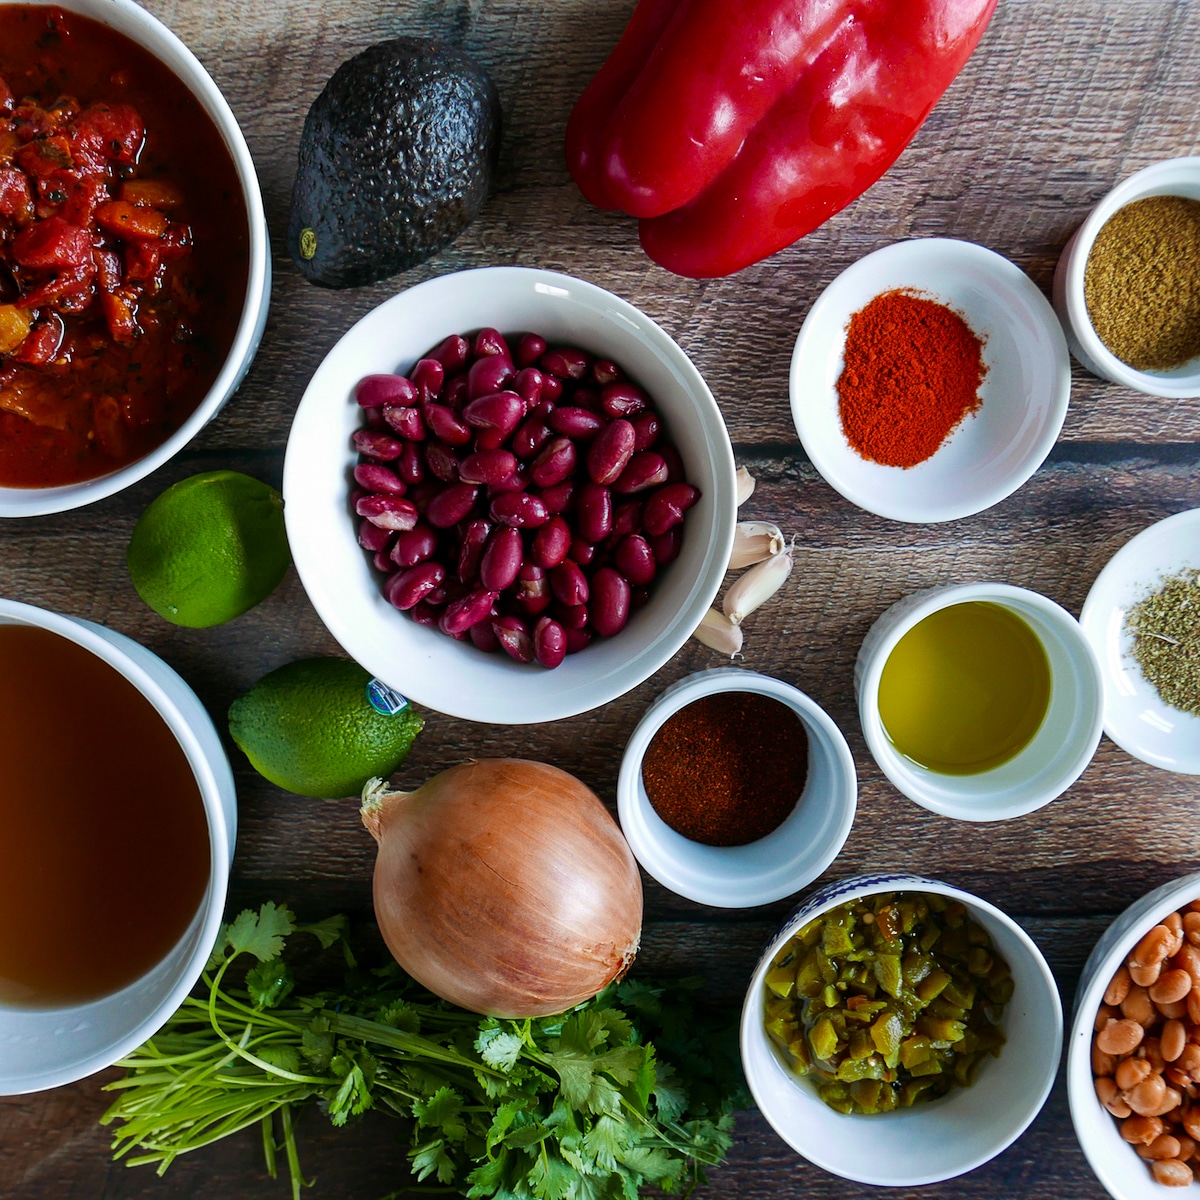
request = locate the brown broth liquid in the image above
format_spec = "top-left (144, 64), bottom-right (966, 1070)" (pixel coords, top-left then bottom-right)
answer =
top-left (0, 624), bottom-right (210, 1007)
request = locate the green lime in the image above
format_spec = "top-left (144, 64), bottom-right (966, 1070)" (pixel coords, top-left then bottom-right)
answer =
top-left (127, 470), bottom-right (290, 628)
top-left (228, 658), bottom-right (423, 799)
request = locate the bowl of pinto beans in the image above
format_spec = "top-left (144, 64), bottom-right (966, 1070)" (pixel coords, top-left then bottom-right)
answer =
top-left (0, 0), bottom-right (269, 516)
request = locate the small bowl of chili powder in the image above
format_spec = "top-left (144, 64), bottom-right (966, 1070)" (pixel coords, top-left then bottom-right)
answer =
top-left (616, 667), bottom-right (856, 908)
top-left (790, 238), bottom-right (1070, 524)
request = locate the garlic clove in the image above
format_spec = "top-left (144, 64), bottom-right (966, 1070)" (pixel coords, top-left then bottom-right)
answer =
top-left (736, 466), bottom-right (755, 506)
top-left (692, 607), bottom-right (744, 657)
top-left (723, 549), bottom-right (793, 626)
top-left (729, 520), bottom-right (786, 570)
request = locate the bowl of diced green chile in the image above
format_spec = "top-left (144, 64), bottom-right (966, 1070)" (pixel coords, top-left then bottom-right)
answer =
top-left (740, 873), bottom-right (1062, 1187)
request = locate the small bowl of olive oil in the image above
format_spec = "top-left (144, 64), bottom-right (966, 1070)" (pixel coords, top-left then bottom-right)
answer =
top-left (855, 583), bottom-right (1104, 821)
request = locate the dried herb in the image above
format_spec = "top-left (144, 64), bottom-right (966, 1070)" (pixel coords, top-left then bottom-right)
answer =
top-left (1126, 570), bottom-right (1200, 716)
top-left (1084, 195), bottom-right (1200, 371)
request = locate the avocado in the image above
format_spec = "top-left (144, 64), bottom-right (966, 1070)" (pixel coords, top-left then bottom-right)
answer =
top-left (288, 38), bottom-right (501, 288)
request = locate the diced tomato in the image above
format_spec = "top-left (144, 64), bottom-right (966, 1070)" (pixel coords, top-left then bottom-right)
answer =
top-left (16, 136), bottom-right (73, 177)
top-left (159, 223), bottom-right (192, 260)
top-left (11, 216), bottom-right (91, 270)
top-left (100, 288), bottom-right (139, 343)
top-left (93, 246), bottom-right (122, 291)
top-left (0, 166), bottom-right (32, 220)
top-left (94, 199), bottom-right (167, 243)
top-left (55, 172), bottom-right (108, 228)
top-left (123, 241), bottom-right (162, 286)
top-left (12, 315), bottom-right (65, 365)
top-left (0, 77), bottom-right (13, 118)
top-left (10, 103), bottom-right (55, 141)
top-left (69, 104), bottom-right (144, 172)
top-left (21, 259), bottom-right (96, 309)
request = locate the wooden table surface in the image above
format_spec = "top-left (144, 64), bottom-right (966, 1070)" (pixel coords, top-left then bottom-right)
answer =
top-left (4, 0), bottom-right (1200, 1197)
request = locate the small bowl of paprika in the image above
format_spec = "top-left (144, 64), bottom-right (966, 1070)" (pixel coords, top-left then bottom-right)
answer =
top-left (790, 238), bottom-right (1071, 524)
top-left (615, 667), bottom-right (857, 908)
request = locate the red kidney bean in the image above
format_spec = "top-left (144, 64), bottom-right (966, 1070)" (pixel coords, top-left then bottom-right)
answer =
top-left (530, 436), bottom-right (577, 487)
top-left (431, 334), bottom-right (470, 373)
top-left (570, 536), bottom-right (596, 566)
top-left (549, 406), bottom-right (604, 439)
top-left (479, 525), bottom-right (523, 592)
top-left (397, 440), bottom-right (425, 485)
top-left (426, 483), bottom-right (480, 528)
top-left (601, 381), bottom-right (648, 418)
top-left (534, 617), bottom-right (567, 669)
top-left (615, 534), bottom-right (656, 586)
top-left (590, 567), bottom-right (631, 637)
top-left (610, 500), bottom-right (642, 540)
top-left (470, 614), bottom-right (501, 653)
top-left (491, 491), bottom-right (548, 528)
top-left (423, 441), bottom-right (460, 483)
top-left (350, 486), bottom-right (367, 510)
top-left (362, 406), bottom-right (387, 431)
top-left (386, 560), bottom-right (445, 610)
top-left (473, 327), bottom-right (510, 359)
top-left (444, 372), bottom-right (469, 409)
top-left (354, 463), bottom-right (407, 495)
top-left (515, 367), bottom-right (543, 409)
top-left (630, 410), bottom-right (660, 450)
top-left (587, 419), bottom-right (636, 485)
top-left (352, 429), bottom-right (404, 461)
top-left (513, 562), bottom-right (552, 616)
top-left (384, 404), bottom-right (426, 441)
top-left (572, 387), bottom-right (601, 412)
top-left (494, 616), bottom-right (536, 663)
top-left (356, 494), bottom-right (418, 530)
top-left (515, 332), bottom-right (547, 367)
top-left (456, 518), bottom-right (491, 584)
top-left (410, 600), bottom-right (440, 627)
top-left (512, 416), bottom-right (554, 460)
top-left (660, 442), bottom-right (685, 483)
top-left (467, 352), bottom-right (514, 400)
top-left (460, 449), bottom-right (518, 485)
top-left (592, 358), bottom-right (622, 387)
top-left (358, 519), bottom-right (392, 553)
top-left (551, 559), bottom-right (589, 607)
top-left (551, 600), bottom-right (589, 630)
top-left (411, 357), bottom-right (445, 402)
top-left (408, 479), bottom-right (440, 514)
top-left (531, 516), bottom-right (570, 569)
top-left (356, 373), bottom-right (416, 408)
top-left (649, 526), bottom-right (682, 564)
top-left (540, 374), bottom-right (563, 403)
top-left (487, 467), bottom-right (529, 496)
top-left (576, 482), bottom-right (612, 543)
top-left (643, 483), bottom-right (699, 536)
top-left (373, 548), bottom-right (395, 573)
top-left (564, 625), bottom-right (592, 654)
top-left (424, 403), bottom-right (472, 446)
top-left (631, 585), bottom-right (651, 609)
top-left (529, 485), bottom-right (569, 520)
top-left (613, 451), bottom-right (668, 494)
top-left (541, 346), bottom-right (590, 380)
top-left (440, 587), bottom-right (498, 636)
top-left (390, 523), bottom-right (437, 568)
top-left (427, 577), bottom-right (467, 607)
top-left (463, 391), bottom-right (524, 439)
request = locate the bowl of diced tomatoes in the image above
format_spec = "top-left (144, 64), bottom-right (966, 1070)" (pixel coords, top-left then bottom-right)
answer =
top-left (0, 0), bottom-right (269, 515)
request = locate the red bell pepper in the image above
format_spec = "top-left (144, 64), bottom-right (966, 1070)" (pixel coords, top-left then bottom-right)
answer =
top-left (566, 0), bottom-right (998, 278)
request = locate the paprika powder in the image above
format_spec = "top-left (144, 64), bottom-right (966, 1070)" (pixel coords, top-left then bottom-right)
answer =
top-left (641, 691), bottom-right (808, 847)
top-left (837, 289), bottom-right (987, 469)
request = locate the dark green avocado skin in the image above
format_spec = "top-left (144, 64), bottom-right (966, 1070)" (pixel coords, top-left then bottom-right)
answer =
top-left (288, 38), bottom-right (501, 288)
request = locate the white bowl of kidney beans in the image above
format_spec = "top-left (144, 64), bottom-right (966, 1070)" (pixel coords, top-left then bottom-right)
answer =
top-left (283, 267), bottom-right (737, 723)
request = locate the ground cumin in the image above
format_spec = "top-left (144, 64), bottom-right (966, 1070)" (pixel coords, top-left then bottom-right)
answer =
top-left (641, 691), bottom-right (808, 847)
top-left (837, 289), bottom-right (987, 469)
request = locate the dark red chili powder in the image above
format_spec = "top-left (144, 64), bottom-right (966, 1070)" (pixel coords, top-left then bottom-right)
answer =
top-left (837, 289), bottom-right (987, 469)
top-left (641, 691), bottom-right (808, 847)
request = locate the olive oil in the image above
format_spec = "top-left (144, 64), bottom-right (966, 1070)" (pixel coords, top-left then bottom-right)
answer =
top-left (0, 625), bottom-right (210, 1008)
top-left (878, 602), bottom-right (1051, 775)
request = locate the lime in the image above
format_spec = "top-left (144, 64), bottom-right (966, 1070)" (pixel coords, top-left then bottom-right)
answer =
top-left (127, 470), bottom-right (290, 628)
top-left (228, 658), bottom-right (424, 799)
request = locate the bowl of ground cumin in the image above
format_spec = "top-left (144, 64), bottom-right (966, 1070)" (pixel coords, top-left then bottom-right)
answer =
top-left (1053, 156), bottom-right (1200, 398)
top-left (790, 238), bottom-right (1071, 524)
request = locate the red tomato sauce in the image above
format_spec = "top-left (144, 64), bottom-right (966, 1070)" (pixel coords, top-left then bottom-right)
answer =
top-left (0, 5), bottom-right (249, 487)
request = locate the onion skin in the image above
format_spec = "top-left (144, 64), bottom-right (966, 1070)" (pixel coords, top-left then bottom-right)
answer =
top-left (362, 758), bottom-right (643, 1017)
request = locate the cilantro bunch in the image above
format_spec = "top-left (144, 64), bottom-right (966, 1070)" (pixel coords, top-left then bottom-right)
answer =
top-left (102, 903), bottom-right (745, 1200)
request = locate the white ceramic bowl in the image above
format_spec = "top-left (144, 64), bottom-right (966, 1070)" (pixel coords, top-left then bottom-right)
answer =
top-left (856, 582), bottom-right (1104, 821)
top-left (615, 668), bottom-right (856, 908)
top-left (742, 872), bottom-right (1062, 1187)
top-left (0, 598), bottom-right (235, 1095)
top-left (0, 0), bottom-right (270, 517)
top-left (1053, 157), bottom-right (1200, 397)
top-left (790, 238), bottom-right (1070, 524)
top-left (1068, 871), bottom-right (1200, 1200)
top-left (284, 267), bottom-right (738, 724)
top-left (1080, 509), bottom-right (1200, 774)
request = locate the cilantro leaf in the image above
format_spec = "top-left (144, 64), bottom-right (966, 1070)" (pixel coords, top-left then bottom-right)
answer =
top-left (411, 1137), bottom-right (458, 1185)
top-left (225, 902), bottom-right (295, 963)
top-left (246, 957), bottom-right (294, 1009)
top-left (299, 914), bottom-right (346, 949)
top-left (527, 1148), bottom-right (576, 1200)
top-left (478, 1027), bottom-right (526, 1071)
top-left (413, 1086), bottom-right (468, 1142)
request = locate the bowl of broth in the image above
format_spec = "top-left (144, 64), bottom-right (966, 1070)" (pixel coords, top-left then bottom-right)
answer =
top-left (0, 597), bottom-right (235, 1094)
top-left (855, 582), bottom-right (1104, 821)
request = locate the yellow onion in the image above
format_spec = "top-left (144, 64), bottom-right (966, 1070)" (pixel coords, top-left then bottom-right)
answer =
top-left (361, 758), bottom-right (643, 1017)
